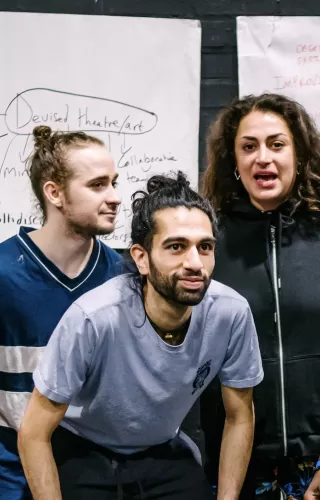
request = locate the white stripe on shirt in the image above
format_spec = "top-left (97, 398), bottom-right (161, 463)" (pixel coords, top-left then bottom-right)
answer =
top-left (0, 390), bottom-right (31, 430)
top-left (0, 345), bottom-right (44, 373)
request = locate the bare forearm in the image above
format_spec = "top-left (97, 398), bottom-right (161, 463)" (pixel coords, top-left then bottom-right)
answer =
top-left (217, 417), bottom-right (254, 500)
top-left (304, 456), bottom-right (320, 499)
top-left (18, 437), bottom-right (62, 500)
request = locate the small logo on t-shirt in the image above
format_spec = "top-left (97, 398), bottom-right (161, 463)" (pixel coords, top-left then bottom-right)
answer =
top-left (192, 360), bottom-right (212, 395)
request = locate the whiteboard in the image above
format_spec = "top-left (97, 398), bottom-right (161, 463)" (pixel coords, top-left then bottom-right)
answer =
top-left (0, 12), bottom-right (201, 248)
top-left (237, 16), bottom-right (320, 128)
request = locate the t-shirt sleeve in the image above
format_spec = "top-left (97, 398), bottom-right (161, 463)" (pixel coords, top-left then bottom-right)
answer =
top-left (218, 302), bottom-right (264, 388)
top-left (33, 303), bottom-right (97, 404)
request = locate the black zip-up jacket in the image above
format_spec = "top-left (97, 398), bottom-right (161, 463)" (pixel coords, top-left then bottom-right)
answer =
top-left (202, 200), bottom-right (320, 463)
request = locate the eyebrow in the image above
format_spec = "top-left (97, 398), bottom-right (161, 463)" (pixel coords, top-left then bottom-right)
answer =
top-left (162, 236), bottom-right (216, 246)
top-left (240, 133), bottom-right (288, 141)
top-left (87, 173), bottom-right (119, 184)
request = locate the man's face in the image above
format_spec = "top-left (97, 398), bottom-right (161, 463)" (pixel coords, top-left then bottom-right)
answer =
top-left (146, 207), bottom-right (215, 306)
top-left (61, 144), bottom-right (120, 237)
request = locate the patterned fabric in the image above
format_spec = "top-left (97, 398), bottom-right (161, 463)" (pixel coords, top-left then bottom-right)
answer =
top-left (255, 459), bottom-right (316, 499)
top-left (211, 458), bottom-right (317, 499)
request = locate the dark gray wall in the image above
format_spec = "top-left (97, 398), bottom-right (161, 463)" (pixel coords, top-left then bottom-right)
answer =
top-left (3, 0), bottom-right (320, 174)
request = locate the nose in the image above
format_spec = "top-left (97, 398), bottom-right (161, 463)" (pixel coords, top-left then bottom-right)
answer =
top-left (183, 247), bottom-right (204, 273)
top-left (256, 145), bottom-right (272, 165)
top-left (106, 185), bottom-right (121, 207)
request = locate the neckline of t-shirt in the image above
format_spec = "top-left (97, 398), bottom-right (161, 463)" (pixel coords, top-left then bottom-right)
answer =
top-left (144, 306), bottom-right (198, 352)
top-left (16, 226), bottom-right (101, 292)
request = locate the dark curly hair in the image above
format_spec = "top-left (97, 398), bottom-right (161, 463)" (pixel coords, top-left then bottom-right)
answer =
top-left (202, 93), bottom-right (320, 215)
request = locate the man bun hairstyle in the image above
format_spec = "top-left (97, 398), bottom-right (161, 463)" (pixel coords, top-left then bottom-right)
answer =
top-left (27, 126), bottom-right (104, 221)
top-left (131, 170), bottom-right (217, 252)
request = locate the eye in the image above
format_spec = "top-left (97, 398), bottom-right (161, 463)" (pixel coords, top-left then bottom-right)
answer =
top-left (199, 243), bottom-right (214, 253)
top-left (91, 181), bottom-right (103, 189)
top-left (272, 141), bottom-right (284, 149)
top-left (168, 243), bottom-right (184, 252)
top-left (243, 143), bottom-right (255, 151)
top-left (112, 181), bottom-right (118, 188)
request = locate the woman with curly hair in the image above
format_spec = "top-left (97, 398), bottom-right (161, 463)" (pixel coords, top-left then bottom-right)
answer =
top-left (201, 93), bottom-right (320, 500)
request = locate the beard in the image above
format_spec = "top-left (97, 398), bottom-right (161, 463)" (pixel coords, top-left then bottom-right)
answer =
top-left (148, 256), bottom-right (210, 306)
top-left (60, 188), bottom-right (117, 238)
top-left (66, 218), bottom-right (114, 238)
top-left (70, 220), bottom-right (113, 237)
top-left (62, 207), bottom-right (115, 238)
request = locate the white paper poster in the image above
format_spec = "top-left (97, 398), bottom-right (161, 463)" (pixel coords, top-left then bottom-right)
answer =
top-left (0, 12), bottom-right (201, 247)
top-left (237, 16), bottom-right (320, 127)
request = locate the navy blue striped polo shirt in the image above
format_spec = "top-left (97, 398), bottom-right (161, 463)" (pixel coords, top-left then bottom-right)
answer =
top-left (0, 226), bottom-right (122, 499)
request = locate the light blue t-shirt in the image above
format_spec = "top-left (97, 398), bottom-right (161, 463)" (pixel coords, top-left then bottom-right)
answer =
top-left (34, 274), bottom-right (263, 454)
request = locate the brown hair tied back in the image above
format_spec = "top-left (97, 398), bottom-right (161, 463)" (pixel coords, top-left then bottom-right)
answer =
top-left (33, 125), bottom-right (52, 149)
top-left (27, 126), bottom-right (104, 221)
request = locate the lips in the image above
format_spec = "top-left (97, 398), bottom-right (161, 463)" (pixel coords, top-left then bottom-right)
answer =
top-left (179, 277), bottom-right (204, 290)
top-left (180, 277), bottom-right (203, 283)
top-left (254, 171), bottom-right (278, 189)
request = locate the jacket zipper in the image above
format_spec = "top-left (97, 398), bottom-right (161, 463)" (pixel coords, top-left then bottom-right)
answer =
top-left (270, 225), bottom-right (287, 456)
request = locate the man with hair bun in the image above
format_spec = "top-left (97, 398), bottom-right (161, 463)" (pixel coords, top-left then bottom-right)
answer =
top-left (19, 171), bottom-right (263, 500)
top-left (0, 126), bottom-right (122, 499)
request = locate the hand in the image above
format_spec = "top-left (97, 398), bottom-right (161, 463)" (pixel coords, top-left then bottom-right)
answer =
top-left (304, 470), bottom-right (320, 499)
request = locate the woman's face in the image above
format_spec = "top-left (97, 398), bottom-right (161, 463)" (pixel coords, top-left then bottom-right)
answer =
top-left (234, 110), bottom-right (297, 211)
